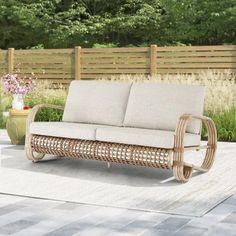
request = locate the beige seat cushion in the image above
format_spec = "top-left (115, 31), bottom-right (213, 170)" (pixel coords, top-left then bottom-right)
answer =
top-left (96, 126), bottom-right (201, 149)
top-left (63, 80), bottom-right (132, 126)
top-left (124, 83), bottom-right (205, 134)
top-left (30, 122), bottom-right (105, 140)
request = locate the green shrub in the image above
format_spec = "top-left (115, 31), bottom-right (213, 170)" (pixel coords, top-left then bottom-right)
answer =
top-left (0, 84), bottom-right (11, 128)
top-left (35, 108), bottom-right (64, 122)
top-left (202, 108), bottom-right (236, 141)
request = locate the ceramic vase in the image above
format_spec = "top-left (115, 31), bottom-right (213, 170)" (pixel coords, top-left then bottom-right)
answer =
top-left (12, 94), bottom-right (24, 110)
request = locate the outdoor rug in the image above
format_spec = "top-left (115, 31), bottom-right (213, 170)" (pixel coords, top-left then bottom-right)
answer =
top-left (0, 130), bottom-right (235, 217)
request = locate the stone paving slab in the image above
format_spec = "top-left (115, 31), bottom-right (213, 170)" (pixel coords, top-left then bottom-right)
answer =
top-left (0, 193), bottom-right (235, 235)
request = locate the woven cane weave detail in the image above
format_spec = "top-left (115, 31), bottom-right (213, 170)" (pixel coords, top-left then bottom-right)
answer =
top-left (31, 135), bottom-right (172, 169)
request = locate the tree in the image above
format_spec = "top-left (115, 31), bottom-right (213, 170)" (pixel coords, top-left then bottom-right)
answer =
top-left (160, 0), bottom-right (236, 45)
top-left (0, 0), bottom-right (235, 49)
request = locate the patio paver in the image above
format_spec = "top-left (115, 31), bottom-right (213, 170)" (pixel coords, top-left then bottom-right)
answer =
top-left (0, 193), bottom-right (235, 235)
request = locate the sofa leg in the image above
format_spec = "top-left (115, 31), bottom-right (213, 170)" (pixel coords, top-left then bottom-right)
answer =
top-left (107, 162), bottom-right (111, 168)
top-left (173, 164), bottom-right (193, 183)
top-left (32, 160), bottom-right (39, 163)
top-left (28, 150), bottom-right (45, 162)
top-left (25, 135), bottom-right (45, 162)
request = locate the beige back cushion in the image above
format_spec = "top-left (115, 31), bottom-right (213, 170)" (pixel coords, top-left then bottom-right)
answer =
top-left (124, 83), bottom-right (205, 134)
top-left (63, 80), bottom-right (132, 126)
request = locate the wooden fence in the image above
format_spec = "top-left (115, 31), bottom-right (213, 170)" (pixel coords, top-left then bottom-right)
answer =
top-left (0, 45), bottom-right (236, 84)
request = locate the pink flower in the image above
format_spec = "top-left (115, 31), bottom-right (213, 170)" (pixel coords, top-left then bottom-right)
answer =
top-left (1, 74), bottom-right (36, 95)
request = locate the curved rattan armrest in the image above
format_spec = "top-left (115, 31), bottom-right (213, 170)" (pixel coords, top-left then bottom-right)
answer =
top-left (172, 113), bottom-right (217, 182)
top-left (174, 113), bottom-right (217, 151)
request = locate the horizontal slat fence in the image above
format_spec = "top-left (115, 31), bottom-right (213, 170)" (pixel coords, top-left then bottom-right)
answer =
top-left (81, 47), bottom-right (150, 79)
top-left (156, 45), bottom-right (236, 74)
top-left (0, 45), bottom-right (235, 84)
top-left (14, 49), bottom-right (74, 84)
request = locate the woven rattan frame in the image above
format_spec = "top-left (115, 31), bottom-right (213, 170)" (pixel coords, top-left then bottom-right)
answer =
top-left (25, 104), bottom-right (217, 183)
top-left (31, 135), bottom-right (172, 169)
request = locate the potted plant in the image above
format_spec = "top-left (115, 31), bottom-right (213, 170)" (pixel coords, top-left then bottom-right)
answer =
top-left (1, 74), bottom-right (35, 110)
top-left (1, 74), bottom-right (35, 144)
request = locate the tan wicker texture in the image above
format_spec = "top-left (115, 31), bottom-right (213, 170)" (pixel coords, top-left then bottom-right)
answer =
top-left (31, 135), bottom-right (172, 169)
top-left (25, 104), bottom-right (217, 183)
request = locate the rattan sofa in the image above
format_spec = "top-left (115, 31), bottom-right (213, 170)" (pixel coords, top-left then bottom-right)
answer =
top-left (25, 81), bottom-right (217, 182)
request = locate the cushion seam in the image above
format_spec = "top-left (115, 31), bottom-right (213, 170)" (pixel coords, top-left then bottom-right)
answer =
top-left (121, 82), bottom-right (133, 126)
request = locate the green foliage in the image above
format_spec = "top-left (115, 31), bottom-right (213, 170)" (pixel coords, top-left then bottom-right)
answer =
top-left (28, 44), bottom-right (44, 49)
top-left (93, 43), bottom-right (118, 48)
top-left (0, 0), bottom-right (235, 49)
top-left (160, 0), bottom-right (236, 45)
top-left (202, 109), bottom-right (236, 142)
top-left (0, 86), bottom-right (11, 129)
top-left (35, 108), bottom-right (63, 122)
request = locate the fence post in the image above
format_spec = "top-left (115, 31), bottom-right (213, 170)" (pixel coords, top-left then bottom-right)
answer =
top-left (8, 48), bottom-right (14, 74)
top-left (150, 45), bottom-right (157, 77)
top-left (74, 46), bottom-right (81, 80)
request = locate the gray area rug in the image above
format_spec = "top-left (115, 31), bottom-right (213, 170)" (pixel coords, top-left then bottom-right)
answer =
top-left (0, 130), bottom-right (235, 217)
